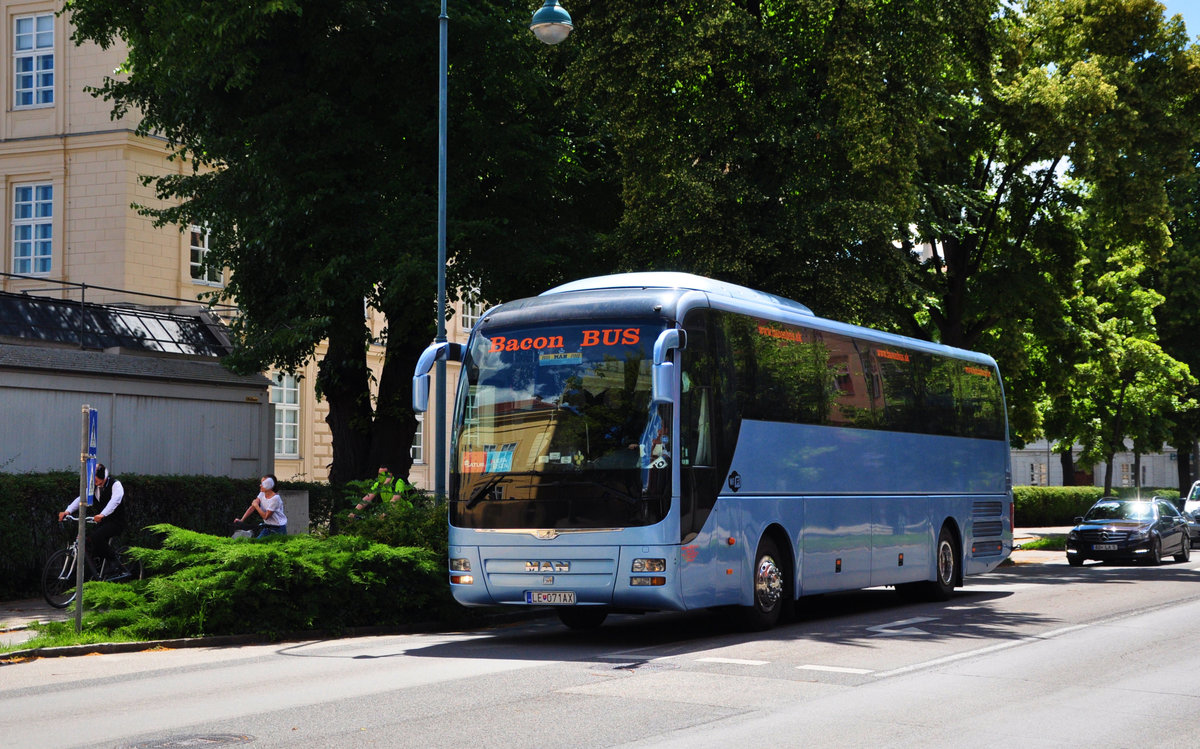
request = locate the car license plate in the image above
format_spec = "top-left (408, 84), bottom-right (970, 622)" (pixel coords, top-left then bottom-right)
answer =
top-left (1093, 544), bottom-right (1118, 551)
top-left (526, 590), bottom-right (576, 605)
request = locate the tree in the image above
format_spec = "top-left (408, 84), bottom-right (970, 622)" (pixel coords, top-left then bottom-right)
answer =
top-left (1155, 147), bottom-right (1200, 489)
top-left (558, 0), bottom-right (1000, 324)
top-left (65, 0), bottom-right (617, 485)
top-left (900, 0), bottom-right (1200, 444)
top-left (1056, 262), bottom-right (1194, 495)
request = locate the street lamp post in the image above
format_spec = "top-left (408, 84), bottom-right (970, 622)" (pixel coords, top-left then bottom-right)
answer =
top-left (434, 1), bottom-right (572, 498)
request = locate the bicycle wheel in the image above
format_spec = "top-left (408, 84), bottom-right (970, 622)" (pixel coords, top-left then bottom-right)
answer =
top-left (112, 545), bottom-right (143, 581)
top-left (42, 548), bottom-right (79, 609)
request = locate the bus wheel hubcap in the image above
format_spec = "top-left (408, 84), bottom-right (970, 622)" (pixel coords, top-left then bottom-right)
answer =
top-left (755, 556), bottom-right (782, 610)
top-left (937, 541), bottom-right (954, 584)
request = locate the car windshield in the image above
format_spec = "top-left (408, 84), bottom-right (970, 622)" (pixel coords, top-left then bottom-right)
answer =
top-left (1084, 501), bottom-right (1154, 522)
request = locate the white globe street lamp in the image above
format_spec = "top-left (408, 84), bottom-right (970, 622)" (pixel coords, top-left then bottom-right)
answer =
top-left (434, 1), bottom-right (572, 497)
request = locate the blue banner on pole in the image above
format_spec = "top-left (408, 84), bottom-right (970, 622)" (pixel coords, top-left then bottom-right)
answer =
top-left (88, 408), bottom-right (98, 457)
top-left (85, 458), bottom-right (97, 505)
top-left (86, 409), bottom-right (98, 505)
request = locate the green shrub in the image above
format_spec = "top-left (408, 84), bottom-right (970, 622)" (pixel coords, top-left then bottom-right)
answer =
top-left (0, 472), bottom-right (336, 600)
top-left (1014, 485), bottom-right (1187, 526)
top-left (1013, 486), bottom-right (1104, 526)
top-left (76, 524), bottom-right (458, 639)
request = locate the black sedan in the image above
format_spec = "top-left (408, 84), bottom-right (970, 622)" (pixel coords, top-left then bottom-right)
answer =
top-left (1065, 497), bottom-right (1191, 567)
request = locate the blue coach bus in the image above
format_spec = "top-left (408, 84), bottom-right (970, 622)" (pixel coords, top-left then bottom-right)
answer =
top-left (413, 272), bottom-right (1013, 629)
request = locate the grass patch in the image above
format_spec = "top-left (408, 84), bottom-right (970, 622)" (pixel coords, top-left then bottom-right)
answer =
top-left (0, 621), bottom-right (145, 654)
top-left (1018, 535), bottom-right (1066, 551)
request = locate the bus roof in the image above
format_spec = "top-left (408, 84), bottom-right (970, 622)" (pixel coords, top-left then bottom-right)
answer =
top-left (541, 272), bottom-right (814, 317)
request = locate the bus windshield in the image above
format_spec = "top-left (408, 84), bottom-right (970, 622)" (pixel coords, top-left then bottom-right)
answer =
top-left (450, 321), bottom-right (671, 530)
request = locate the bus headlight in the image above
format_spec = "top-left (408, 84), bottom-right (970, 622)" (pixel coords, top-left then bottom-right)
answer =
top-left (450, 574), bottom-right (474, 585)
top-left (450, 558), bottom-right (472, 572)
top-left (632, 558), bottom-right (666, 573)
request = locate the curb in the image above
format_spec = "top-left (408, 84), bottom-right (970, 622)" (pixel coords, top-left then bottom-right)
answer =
top-left (0, 608), bottom-right (551, 664)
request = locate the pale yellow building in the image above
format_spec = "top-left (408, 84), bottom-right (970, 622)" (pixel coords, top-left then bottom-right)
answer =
top-left (0, 2), bottom-right (463, 488)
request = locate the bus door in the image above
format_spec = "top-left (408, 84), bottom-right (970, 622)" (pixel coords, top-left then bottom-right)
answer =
top-left (678, 311), bottom-right (741, 608)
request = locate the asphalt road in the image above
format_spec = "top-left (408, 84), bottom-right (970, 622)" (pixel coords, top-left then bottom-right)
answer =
top-left (4, 550), bottom-right (1199, 748)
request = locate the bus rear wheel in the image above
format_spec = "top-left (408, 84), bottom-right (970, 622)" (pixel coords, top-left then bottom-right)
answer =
top-left (557, 607), bottom-right (608, 630)
top-left (899, 525), bottom-right (958, 602)
top-left (739, 537), bottom-right (786, 631)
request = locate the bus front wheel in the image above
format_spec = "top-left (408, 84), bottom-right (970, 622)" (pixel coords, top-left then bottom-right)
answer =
top-left (739, 537), bottom-right (786, 631)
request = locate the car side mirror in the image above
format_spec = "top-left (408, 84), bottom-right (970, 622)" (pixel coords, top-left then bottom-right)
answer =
top-left (1073, 516), bottom-right (1083, 524)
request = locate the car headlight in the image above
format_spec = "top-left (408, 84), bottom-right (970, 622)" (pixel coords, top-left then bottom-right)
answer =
top-left (1068, 530), bottom-right (1078, 541)
top-left (1127, 530), bottom-right (1148, 541)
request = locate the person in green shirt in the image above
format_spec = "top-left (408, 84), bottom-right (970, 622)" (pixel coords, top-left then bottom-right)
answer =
top-left (350, 465), bottom-right (408, 518)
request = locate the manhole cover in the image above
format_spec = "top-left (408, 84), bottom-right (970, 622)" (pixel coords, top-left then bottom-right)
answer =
top-left (127, 735), bottom-right (254, 748)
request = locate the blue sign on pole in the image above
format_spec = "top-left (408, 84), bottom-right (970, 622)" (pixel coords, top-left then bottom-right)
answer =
top-left (86, 409), bottom-right (98, 505)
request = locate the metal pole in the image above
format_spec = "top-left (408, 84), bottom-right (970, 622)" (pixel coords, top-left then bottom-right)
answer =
top-left (75, 405), bottom-right (89, 633)
top-left (435, 0), bottom-right (449, 499)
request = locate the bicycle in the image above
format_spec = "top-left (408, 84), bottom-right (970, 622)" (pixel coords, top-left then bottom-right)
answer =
top-left (41, 516), bottom-right (143, 609)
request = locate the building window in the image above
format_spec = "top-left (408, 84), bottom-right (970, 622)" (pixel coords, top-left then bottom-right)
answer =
top-left (271, 373), bottom-right (300, 458)
top-left (190, 226), bottom-right (222, 285)
top-left (14, 14), bottom-right (54, 108)
top-left (411, 416), bottom-right (424, 464)
top-left (12, 184), bottom-right (52, 274)
top-left (1029, 462), bottom-right (1047, 487)
top-left (461, 295), bottom-right (485, 330)
top-left (1120, 463), bottom-right (1134, 488)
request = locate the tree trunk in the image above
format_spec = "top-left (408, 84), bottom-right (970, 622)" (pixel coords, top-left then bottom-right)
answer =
top-left (1103, 455), bottom-right (1115, 497)
top-left (1059, 450), bottom-right (1075, 486)
top-left (319, 310), bottom-right (374, 487)
top-left (1177, 447), bottom-right (1192, 495)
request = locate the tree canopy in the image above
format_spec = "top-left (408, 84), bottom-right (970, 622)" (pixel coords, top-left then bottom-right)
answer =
top-left (65, 0), bottom-right (1200, 488)
top-left (66, 0), bottom-right (616, 484)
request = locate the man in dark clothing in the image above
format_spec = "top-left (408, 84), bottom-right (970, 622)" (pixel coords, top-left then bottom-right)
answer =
top-left (58, 464), bottom-right (127, 575)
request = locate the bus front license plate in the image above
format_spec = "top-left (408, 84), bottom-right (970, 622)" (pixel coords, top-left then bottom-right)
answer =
top-left (526, 591), bottom-right (576, 605)
top-left (1093, 544), bottom-right (1118, 551)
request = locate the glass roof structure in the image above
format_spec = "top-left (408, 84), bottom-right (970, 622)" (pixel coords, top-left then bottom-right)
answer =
top-left (0, 291), bottom-right (230, 357)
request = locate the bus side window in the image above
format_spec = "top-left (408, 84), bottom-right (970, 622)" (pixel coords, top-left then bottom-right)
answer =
top-left (693, 386), bottom-right (713, 466)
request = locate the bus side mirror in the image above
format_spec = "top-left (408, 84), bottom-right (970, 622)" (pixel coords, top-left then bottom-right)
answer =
top-left (412, 342), bottom-right (465, 412)
top-left (651, 329), bottom-right (685, 406)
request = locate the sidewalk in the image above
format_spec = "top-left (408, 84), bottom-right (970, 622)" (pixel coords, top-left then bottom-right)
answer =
top-left (0, 598), bottom-right (72, 648)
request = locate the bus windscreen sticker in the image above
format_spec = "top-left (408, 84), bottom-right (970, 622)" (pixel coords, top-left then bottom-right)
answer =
top-left (539, 352), bottom-right (582, 366)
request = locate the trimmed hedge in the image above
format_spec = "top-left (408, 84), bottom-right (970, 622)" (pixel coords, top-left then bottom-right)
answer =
top-left (0, 471), bottom-right (339, 600)
top-left (79, 524), bottom-right (454, 639)
top-left (1014, 485), bottom-right (1183, 526)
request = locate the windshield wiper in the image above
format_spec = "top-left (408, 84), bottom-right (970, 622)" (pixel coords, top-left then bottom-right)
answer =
top-left (465, 474), bottom-right (509, 510)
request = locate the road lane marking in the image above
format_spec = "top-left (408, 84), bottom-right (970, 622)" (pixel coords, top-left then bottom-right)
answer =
top-left (696, 657), bottom-right (769, 666)
top-left (866, 616), bottom-right (938, 636)
top-left (797, 664), bottom-right (874, 674)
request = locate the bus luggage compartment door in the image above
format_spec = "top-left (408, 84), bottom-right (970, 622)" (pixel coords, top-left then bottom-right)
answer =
top-left (479, 546), bottom-right (621, 605)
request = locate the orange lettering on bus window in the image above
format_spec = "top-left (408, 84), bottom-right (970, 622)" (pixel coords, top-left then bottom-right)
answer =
top-left (876, 349), bottom-right (910, 363)
top-left (581, 330), bottom-right (600, 346)
top-left (964, 366), bottom-right (992, 378)
top-left (602, 329), bottom-right (621, 345)
top-left (621, 328), bottom-right (640, 345)
top-left (489, 336), bottom-right (506, 352)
